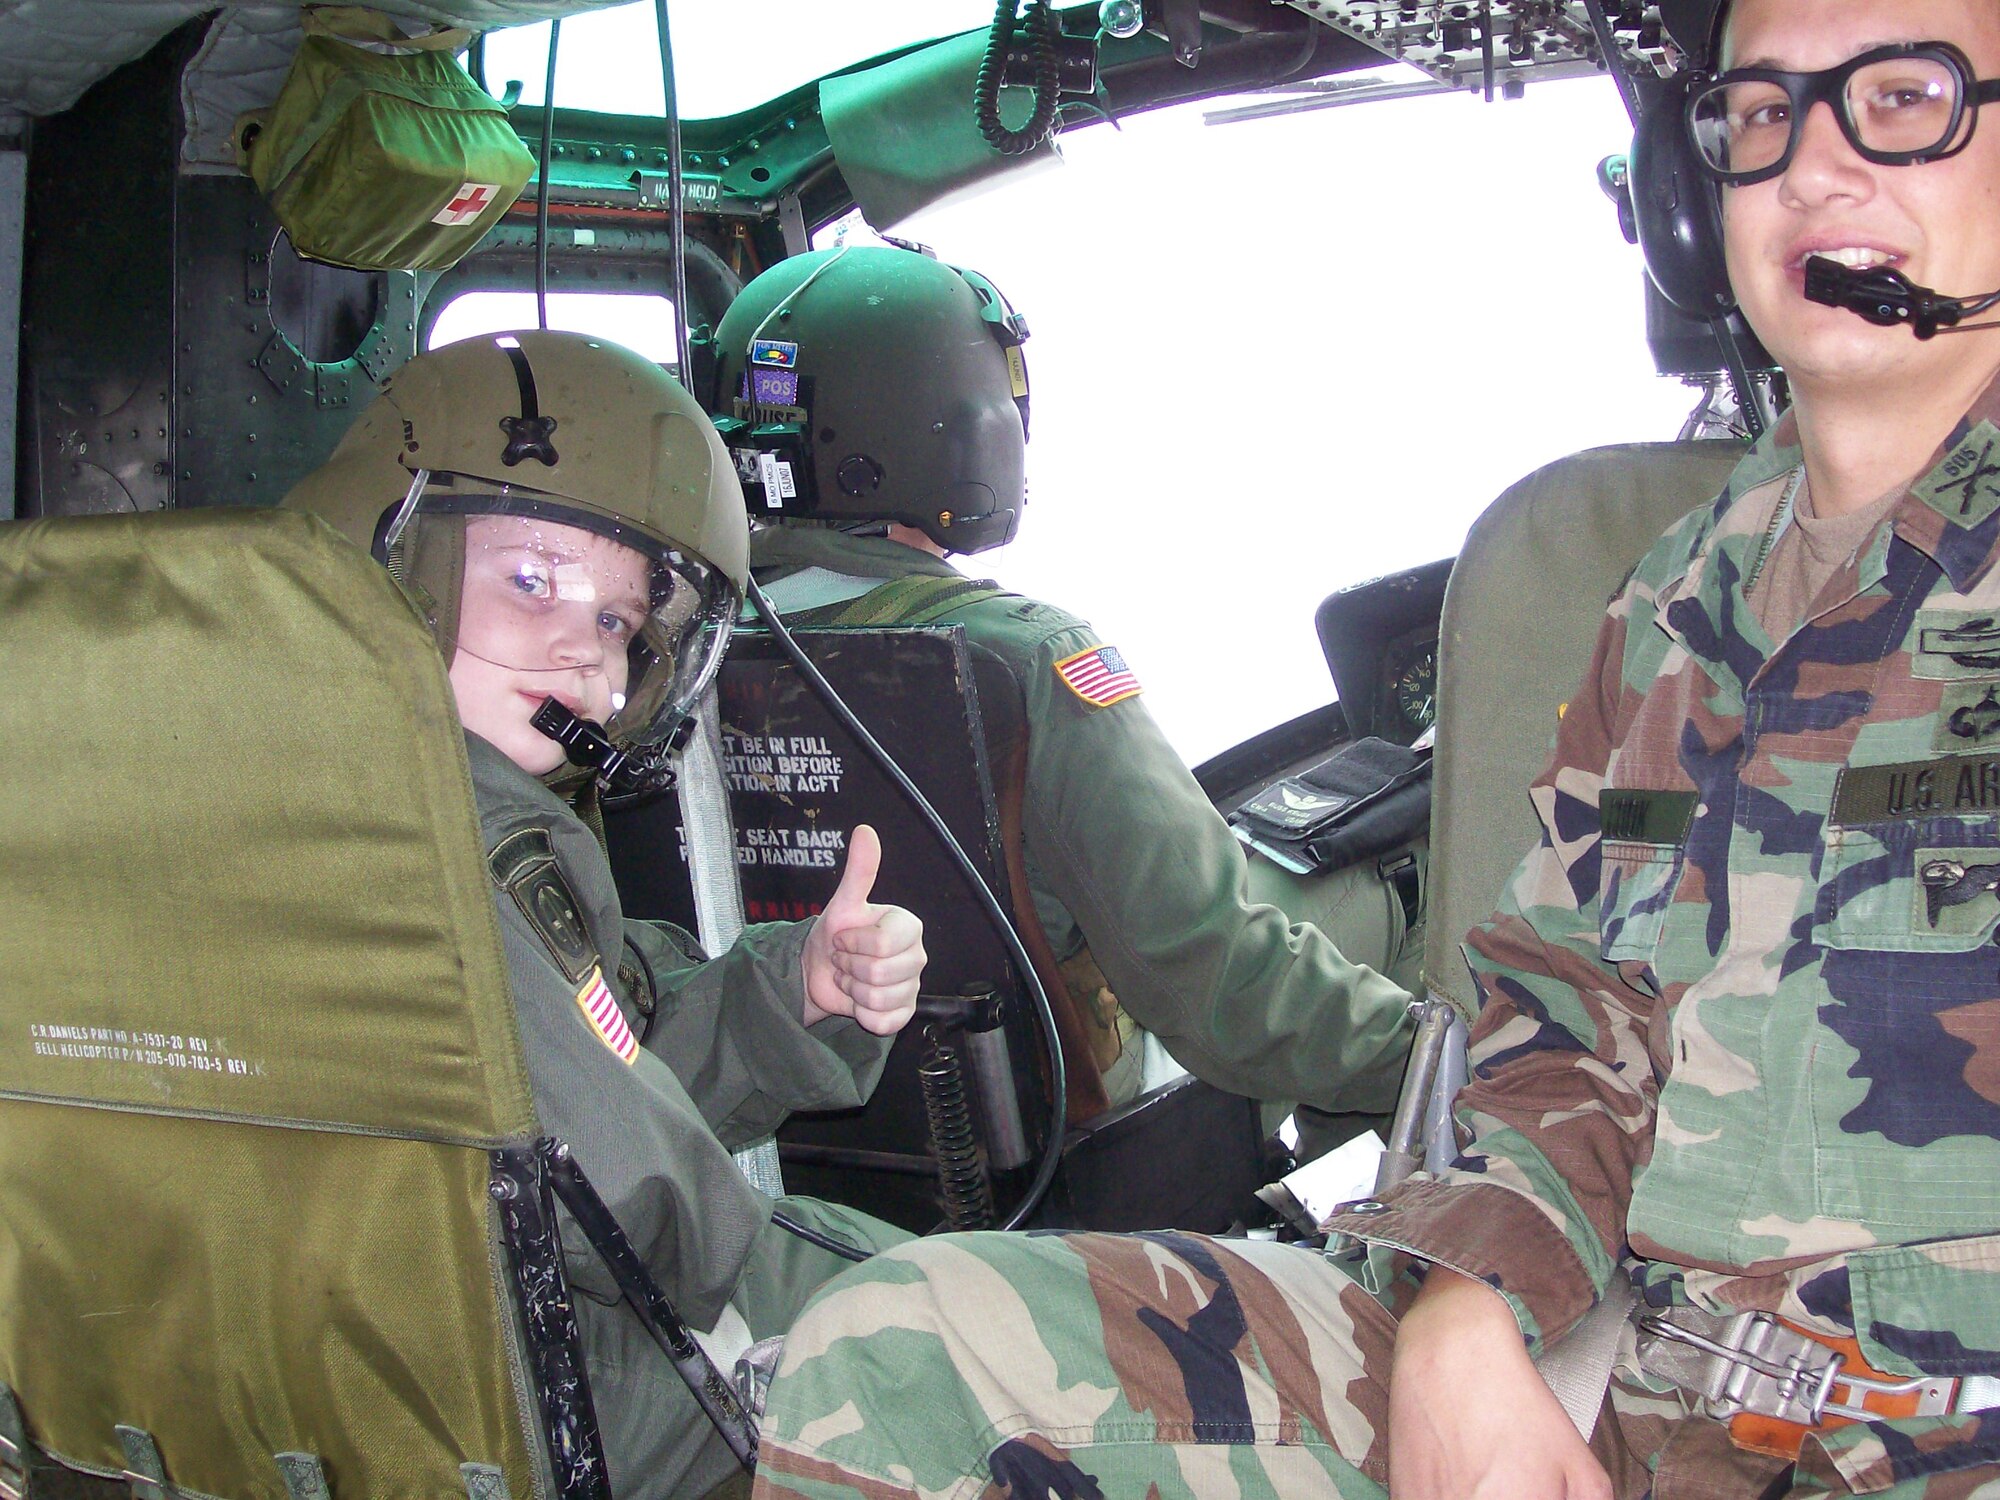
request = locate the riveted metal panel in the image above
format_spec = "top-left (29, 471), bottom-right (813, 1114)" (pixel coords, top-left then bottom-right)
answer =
top-left (172, 174), bottom-right (417, 510)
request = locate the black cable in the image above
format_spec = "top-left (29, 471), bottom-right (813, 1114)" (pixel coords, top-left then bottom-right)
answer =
top-left (1582, 0), bottom-right (1642, 128)
top-left (771, 1209), bottom-right (872, 1263)
top-left (535, 20), bottom-right (560, 332)
top-left (974, 0), bottom-right (1060, 156)
top-left (745, 575), bottom-right (1067, 1233)
top-left (1714, 317), bottom-right (1768, 441)
top-left (652, 0), bottom-right (694, 383)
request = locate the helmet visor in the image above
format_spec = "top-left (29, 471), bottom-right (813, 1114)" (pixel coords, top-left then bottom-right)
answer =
top-left (399, 475), bottom-right (737, 751)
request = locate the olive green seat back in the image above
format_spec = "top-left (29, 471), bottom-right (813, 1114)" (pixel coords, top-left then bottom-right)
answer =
top-left (0, 510), bottom-right (545, 1497)
top-left (1422, 441), bottom-right (1746, 1014)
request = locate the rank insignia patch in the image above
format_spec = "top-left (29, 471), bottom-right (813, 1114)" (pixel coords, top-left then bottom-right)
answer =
top-left (576, 966), bottom-right (639, 1064)
top-left (1054, 645), bottom-right (1142, 708)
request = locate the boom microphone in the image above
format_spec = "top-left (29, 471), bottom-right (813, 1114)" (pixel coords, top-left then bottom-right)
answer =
top-left (1804, 256), bottom-right (2000, 339)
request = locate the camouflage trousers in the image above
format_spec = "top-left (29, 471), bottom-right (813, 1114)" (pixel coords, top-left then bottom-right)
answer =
top-left (749, 1230), bottom-right (2000, 1500)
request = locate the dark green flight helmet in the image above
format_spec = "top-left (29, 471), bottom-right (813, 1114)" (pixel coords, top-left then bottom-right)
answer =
top-left (707, 244), bottom-right (1030, 553)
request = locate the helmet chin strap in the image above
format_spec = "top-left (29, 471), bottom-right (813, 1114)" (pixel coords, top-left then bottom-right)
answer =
top-left (529, 695), bottom-right (696, 796)
top-left (530, 697), bottom-right (648, 792)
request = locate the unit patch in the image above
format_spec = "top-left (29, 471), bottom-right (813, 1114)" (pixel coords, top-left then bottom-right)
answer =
top-left (1916, 421), bottom-right (2000, 530)
top-left (1053, 645), bottom-right (1142, 708)
top-left (575, 966), bottom-right (639, 1064)
top-left (488, 827), bottom-right (597, 983)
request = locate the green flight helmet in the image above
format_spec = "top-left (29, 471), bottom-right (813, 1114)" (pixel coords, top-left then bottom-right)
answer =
top-left (284, 329), bottom-right (748, 763)
top-left (707, 245), bottom-right (1030, 554)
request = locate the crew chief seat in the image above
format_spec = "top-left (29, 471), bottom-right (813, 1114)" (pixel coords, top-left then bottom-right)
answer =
top-left (0, 510), bottom-right (605, 1497)
top-left (1386, 440), bottom-right (1746, 1180)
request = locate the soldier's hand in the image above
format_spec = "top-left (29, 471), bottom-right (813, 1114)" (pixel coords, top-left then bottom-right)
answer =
top-left (1388, 1268), bottom-right (1612, 1500)
top-left (801, 825), bottom-right (925, 1035)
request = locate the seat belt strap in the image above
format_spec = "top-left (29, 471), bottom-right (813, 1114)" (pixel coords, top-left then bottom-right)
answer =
top-left (819, 574), bottom-right (1010, 627)
top-left (114, 1426), bottom-right (166, 1500)
top-left (460, 1463), bottom-right (512, 1500)
top-left (274, 1453), bottom-right (330, 1500)
top-left (0, 1383), bottom-right (29, 1500)
top-left (1533, 1275), bottom-right (1637, 1441)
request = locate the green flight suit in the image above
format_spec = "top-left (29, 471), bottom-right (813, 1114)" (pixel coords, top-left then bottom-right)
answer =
top-left (466, 734), bottom-right (908, 1500)
top-left (749, 527), bottom-right (1416, 1113)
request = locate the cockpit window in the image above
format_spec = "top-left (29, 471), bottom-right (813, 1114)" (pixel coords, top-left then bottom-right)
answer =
top-left (816, 79), bottom-right (1699, 762)
top-left (426, 291), bottom-right (681, 367)
top-left (481, 1), bottom-right (996, 121)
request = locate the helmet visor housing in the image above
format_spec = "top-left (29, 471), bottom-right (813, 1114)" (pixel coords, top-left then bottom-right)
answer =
top-left (1688, 42), bottom-right (2000, 185)
top-left (393, 474), bottom-right (736, 767)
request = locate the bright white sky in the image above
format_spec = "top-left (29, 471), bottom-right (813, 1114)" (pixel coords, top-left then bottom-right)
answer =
top-left (452, 9), bottom-right (1700, 764)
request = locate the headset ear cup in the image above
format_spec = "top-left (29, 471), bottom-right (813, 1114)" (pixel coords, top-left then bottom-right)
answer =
top-left (1631, 77), bottom-right (1737, 321)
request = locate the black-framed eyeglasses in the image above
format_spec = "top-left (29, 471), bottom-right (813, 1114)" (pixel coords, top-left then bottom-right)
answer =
top-left (1687, 41), bottom-right (2000, 186)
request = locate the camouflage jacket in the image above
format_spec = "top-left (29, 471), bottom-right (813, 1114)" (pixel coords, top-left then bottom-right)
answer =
top-left (1329, 400), bottom-right (2000, 1399)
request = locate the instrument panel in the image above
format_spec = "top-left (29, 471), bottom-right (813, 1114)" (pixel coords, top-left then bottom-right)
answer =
top-left (1315, 558), bottom-right (1452, 747)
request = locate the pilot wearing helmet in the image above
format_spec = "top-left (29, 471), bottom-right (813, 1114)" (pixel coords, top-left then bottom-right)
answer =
top-left (284, 330), bottom-right (923, 1499)
top-left (707, 243), bottom-right (1416, 1119)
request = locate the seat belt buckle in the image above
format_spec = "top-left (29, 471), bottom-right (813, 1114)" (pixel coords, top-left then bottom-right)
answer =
top-left (1644, 1310), bottom-right (1958, 1459)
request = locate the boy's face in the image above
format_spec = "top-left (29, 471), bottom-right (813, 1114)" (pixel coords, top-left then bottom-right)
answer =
top-left (449, 514), bottom-right (652, 775)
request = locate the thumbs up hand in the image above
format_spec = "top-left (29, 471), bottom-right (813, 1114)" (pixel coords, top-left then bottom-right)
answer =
top-left (801, 825), bottom-right (926, 1035)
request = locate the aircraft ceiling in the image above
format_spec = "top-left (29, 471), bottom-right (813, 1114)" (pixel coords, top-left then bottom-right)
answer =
top-left (0, 1), bottom-right (625, 118)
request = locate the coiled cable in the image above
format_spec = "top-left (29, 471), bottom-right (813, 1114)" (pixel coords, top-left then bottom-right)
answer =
top-left (974, 0), bottom-right (1060, 156)
top-left (920, 1029), bottom-right (996, 1230)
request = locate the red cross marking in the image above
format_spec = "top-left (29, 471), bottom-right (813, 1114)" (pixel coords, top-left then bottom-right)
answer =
top-left (433, 183), bottom-right (499, 226)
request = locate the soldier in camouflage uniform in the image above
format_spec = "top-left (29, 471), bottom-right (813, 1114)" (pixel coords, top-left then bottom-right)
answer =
top-left (285, 331), bottom-right (930, 1499)
top-left (709, 246), bottom-right (1417, 1117)
top-left (745, 0), bottom-right (2000, 1495)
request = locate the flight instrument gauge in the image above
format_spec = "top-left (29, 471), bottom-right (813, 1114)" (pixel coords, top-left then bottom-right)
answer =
top-left (1392, 642), bottom-right (1438, 738)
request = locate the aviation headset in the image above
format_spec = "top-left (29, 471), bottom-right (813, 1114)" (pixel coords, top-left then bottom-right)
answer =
top-left (1631, 0), bottom-right (1736, 321)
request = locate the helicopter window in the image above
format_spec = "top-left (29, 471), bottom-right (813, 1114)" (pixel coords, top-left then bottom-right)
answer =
top-left (268, 230), bottom-right (382, 367)
top-left (426, 290), bottom-right (682, 368)
top-left (482, 1), bottom-right (996, 122)
top-left (814, 77), bottom-right (1700, 763)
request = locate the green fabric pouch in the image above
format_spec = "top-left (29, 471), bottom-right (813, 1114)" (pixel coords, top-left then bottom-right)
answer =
top-left (239, 6), bottom-right (532, 272)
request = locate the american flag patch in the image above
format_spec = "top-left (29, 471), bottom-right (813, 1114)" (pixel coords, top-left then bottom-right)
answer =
top-left (576, 966), bottom-right (639, 1064)
top-left (1054, 644), bottom-right (1142, 708)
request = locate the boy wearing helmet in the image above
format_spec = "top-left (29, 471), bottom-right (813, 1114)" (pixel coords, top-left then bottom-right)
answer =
top-left (708, 245), bottom-right (1414, 1118)
top-left (287, 330), bottom-right (924, 1499)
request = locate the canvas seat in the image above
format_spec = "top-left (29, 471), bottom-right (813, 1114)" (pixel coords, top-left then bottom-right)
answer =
top-left (0, 508), bottom-right (625, 1498)
top-left (1380, 440), bottom-right (1747, 1184)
